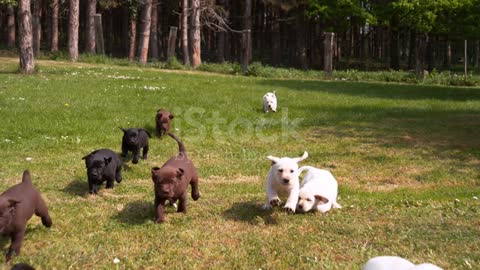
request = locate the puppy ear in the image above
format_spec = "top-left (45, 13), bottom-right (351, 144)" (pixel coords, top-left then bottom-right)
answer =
top-left (273, 91), bottom-right (276, 96)
top-left (119, 127), bottom-right (127, 133)
top-left (294, 151), bottom-right (308, 163)
top-left (176, 168), bottom-right (185, 178)
top-left (104, 157), bottom-right (112, 165)
top-left (314, 195), bottom-right (329, 204)
top-left (151, 167), bottom-right (160, 181)
top-left (267, 155), bottom-right (280, 165)
top-left (169, 113), bottom-right (174, 119)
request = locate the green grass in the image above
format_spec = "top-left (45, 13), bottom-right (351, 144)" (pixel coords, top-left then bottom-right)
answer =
top-left (0, 57), bottom-right (479, 269)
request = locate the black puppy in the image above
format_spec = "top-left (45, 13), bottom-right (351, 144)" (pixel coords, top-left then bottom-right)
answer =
top-left (120, 128), bottom-right (151, 164)
top-left (0, 170), bottom-right (52, 262)
top-left (82, 149), bottom-right (122, 194)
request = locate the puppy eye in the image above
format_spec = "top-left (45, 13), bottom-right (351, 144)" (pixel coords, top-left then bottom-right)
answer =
top-left (290, 170), bottom-right (294, 173)
top-left (278, 169), bottom-right (283, 173)
top-left (306, 198), bottom-right (312, 202)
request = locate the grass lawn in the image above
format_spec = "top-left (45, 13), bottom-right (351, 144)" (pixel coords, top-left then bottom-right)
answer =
top-left (0, 57), bottom-right (479, 269)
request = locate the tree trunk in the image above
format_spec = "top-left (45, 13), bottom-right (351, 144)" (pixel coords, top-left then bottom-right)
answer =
top-left (244, 0), bottom-right (252, 63)
top-left (94, 14), bottom-right (104, 54)
top-left (390, 29), bottom-right (400, 70)
top-left (295, 5), bottom-right (307, 69)
top-left (149, 0), bottom-right (159, 60)
top-left (32, 0), bottom-right (42, 56)
top-left (51, 0), bottom-right (59, 52)
top-left (85, 0), bottom-right (96, 53)
top-left (407, 30), bottom-right (415, 69)
top-left (324, 32), bottom-right (334, 76)
top-left (475, 40), bottom-right (479, 70)
top-left (7, 5), bottom-right (15, 48)
top-left (415, 33), bottom-right (426, 79)
top-left (271, 14), bottom-right (280, 66)
top-left (190, 0), bottom-right (201, 68)
top-left (138, 0), bottom-right (152, 65)
top-left (68, 0), bottom-right (79, 61)
top-left (18, 0), bottom-right (35, 74)
top-left (444, 39), bottom-right (452, 69)
top-left (426, 35), bottom-right (434, 72)
top-left (181, 0), bottom-right (190, 65)
top-left (129, 16), bottom-right (136, 62)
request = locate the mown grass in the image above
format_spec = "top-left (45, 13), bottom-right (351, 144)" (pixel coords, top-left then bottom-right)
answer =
top-left (0, 57), bottom-right (479, 269)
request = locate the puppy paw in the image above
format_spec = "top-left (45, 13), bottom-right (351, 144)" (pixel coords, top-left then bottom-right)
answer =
top-left (269, 198), bottom-right (281, 207)
top-left (262, 204), bottom-right (272, 210)
top-left (155, 218), bottom-right (165, 223)
top-left (284, 206), bottom-right (295, 214)
top-left (132, 159), bottom-right (139, 164)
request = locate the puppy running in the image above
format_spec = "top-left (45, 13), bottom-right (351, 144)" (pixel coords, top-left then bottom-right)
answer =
top-left (120, 128), bottom-right (151, 164)
top-left (263, 151), bottom-right (308, 213)
top-left (151, 133), bottom-right (200, 223)
top-left (155, 109), bottom-right (174, 137)
top-left (296, 166), bottom-right (341, 213)
top-left (263, 91), bottom-right (277, 113)
top-left (82, 149), bottom-right (122, 194)
top-left (0, 170), bottom-right (52, 262)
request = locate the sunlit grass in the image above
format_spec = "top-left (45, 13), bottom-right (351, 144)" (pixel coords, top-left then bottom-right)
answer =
top-left (0, 57), bottom-right (479, 269)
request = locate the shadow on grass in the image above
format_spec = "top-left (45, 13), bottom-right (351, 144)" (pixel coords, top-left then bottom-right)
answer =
top-left (62, 178), bottom-right (88, 197)
top-left (223, 201), bottom-right (278, 225)
top-left (260, 79), bottom-right (480, 101)
top-left (114, 200), bottom-right (153, 225)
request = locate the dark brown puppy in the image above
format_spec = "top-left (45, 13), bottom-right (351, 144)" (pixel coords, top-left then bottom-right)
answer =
top-left (152, 133), bottom-right (200, 223)
top-left (0, 171), bottom-right (52, 262)
top-left (155, 109), bottom-right (174, 137)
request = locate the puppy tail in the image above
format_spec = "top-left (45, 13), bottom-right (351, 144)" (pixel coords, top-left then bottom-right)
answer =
top-left (297, 166), bottom-right (314, 176)
top-left (21, 170), bottom-right (32, 184)
top-left (168, 132), bottom-right (186, 154)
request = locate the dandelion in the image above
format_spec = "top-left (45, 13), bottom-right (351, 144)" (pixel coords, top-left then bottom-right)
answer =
top-left (64, 103), bottom-right (70, 107)
top-left (113, 258), bottom-right (120, 264)
top-left (26, 157), bottom-right (32, 161)
top-left (473, 196), bottom-right (478, 200)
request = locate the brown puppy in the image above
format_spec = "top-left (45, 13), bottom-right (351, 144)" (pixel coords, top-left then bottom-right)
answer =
top-left (0, 171), bottom-right (52, 262)
top-left (151, 133), bottom-right (200, 223)
top-left (155, 109), bottom-right (174, 137)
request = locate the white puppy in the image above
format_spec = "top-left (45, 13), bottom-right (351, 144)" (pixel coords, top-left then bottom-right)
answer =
top-left (296, 166), bottom-right (341, 213)
top-left (363, 256), bottom-right (443, 270)
top-left (263, 91), bottom-right (277, 113)
top-left (263, 151), bottom-right (308, 213)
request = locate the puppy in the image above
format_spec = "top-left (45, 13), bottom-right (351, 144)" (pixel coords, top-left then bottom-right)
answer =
top-left (120, 128), bottom-right (151, 164)
top-left (82, 149), bottom-right (122, 194)
top-left (263, 151), bottom-right (308, 213)
top-left (0, 170), bottom-right (52, 262)
top-left (296, 166), bottom-right (341, 213)
top-left (151, 133), bottom-right (200, 223)
top-left (363, 256), bottom-right (443, 270)
top-left (156, 109), bottom-right (174, 137)
top-left (263, 91), bottom-right (277, 113)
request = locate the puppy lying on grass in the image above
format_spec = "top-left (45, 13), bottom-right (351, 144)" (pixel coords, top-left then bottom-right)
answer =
top-left (120, 128), bottom-right (151, 164)
top-left (296, 166), bottom-right (341, 214)
top-left (363, 256), bottom-right (443, 270)
top-left (0, 170), bottom-right (52, 262)
top-left (151, 133), bottom-right (200, 223)
top-left (156, 109), bottom-right (174, 137)
top-left (263, 151), bottom-right (308, 213)
top-left (82, 149), bottom-right (122, 194)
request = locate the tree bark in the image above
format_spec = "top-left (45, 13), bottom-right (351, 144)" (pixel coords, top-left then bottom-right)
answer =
top-left (68, 0), bottom-right (79, 61)
top-left (182, 0), bottom-right (190, 65)
top-left (295, 5), bottom-right (307, 69)
top-left (138, 0), bottom-right (152, 65)
top-left (415, 33), bottom-right (426, 79)
top-left (407, 30), bottom-right (415, 69)
top-left (32, 0), bottom-right (42, 56)
top-left (51, 0), bottom-right (59, 52)
top-left (244, 0), bottom-right (252, 63)
top-left (190, 0), bottom-right (201, 68)
top-left (426, 35), bottom-right (434, 72)
top-left (475, 40), bottom-right (480, 70)
top-left (149, 0), bottom-right (159, 60)
top-left (444, 39), bottom-right (452, 69)
top-left (18, 0), bottom-right (35, 74)
top-left (129, 16), bottom-right (137, 62)
top-left (390, 29), bottom-right (400, 70)
top-left (7, 5), bottom-right (15, 48)
top-left (85, 0), bottom-right (96, 53)
top-left (324, 32), bottom-right (334, 76)
top-left (167, 26), bottom-right (178, 59)
top-left (94, 14), bottom-right (104, 54)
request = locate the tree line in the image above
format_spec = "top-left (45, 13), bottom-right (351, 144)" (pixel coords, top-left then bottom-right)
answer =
top-left (1, 0), bottom-right (479, 74)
